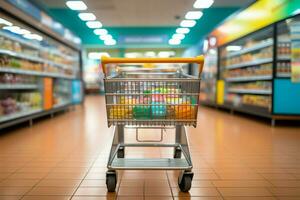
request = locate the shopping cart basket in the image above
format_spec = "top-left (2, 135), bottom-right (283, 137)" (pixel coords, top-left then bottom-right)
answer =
top-left (102, 56), bottom-right (204, 192)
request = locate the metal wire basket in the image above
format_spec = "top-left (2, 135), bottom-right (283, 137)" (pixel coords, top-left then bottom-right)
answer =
top-left (102, 57), bottom-right (203, 127)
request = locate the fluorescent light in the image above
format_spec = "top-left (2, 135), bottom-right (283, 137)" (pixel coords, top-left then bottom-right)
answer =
top-left (168, 38), bottom-right (181, 45)
top-left (94, 29), bottom-right (108, 35)
top-left (88, 52), bottom-right (110, 60)
top-left (86, 21), bottom-right (102, 28)
top-left (78, 13), bottom-right (96, 21)
top-left (203, 39), bottom-right (208, 52)
top-left (125, 52), bottom-right (142, 58)
top-left (100, 34), bottom-right (112, 40)
top-left (66, 1), bottom-right (87, 10)
top-left (104, 39), bottom-right (116, 45)
top-left (158, 51), bottom-right (175, 57)
top-left (185, 11), bottom-right (203, 20)
top-left (193, 0), bottom-right (214, 8)
top-left (0, 18), bottom-right (13, 26)
top-left (145, 51), bottom-right (156, 57)
top-left (226, 45), bottom-right (242, 51)
top-left (23, 33), bottom-right (43, 41)
top-left (3, 26), bottom-right (30, 35)
top-left (180, 20), bottom-right (196, 27)
top-left (176, 28), bottom-right (190, 34)
top-left (172, 33), bottom-right (185, 40)
top-left (23, 34), bottom-right (36, 40)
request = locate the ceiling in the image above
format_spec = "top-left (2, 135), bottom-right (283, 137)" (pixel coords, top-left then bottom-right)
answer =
top-left (30, 0), bottom-right (255, 47)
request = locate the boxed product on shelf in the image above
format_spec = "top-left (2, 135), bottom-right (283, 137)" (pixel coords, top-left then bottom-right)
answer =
top-left (225, 93), bottom-right (271, 109)
top-left (242, 95), bottom-right (271, 108)
top-left (223, 63), bottom-right (272, 79)
top-left (228, 81), bottom-right (272, 91)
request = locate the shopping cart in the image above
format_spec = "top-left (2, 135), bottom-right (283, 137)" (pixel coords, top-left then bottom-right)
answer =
top-left (101, 56), bottom-right (204, 192)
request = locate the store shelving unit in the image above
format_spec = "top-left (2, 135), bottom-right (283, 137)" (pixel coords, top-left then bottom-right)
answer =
top-left (0, 10), bottom-right (82, 130)
top-left (199, 47), bottom-right (218, 106)
top-left (202, 14), bottom-right (300, 125)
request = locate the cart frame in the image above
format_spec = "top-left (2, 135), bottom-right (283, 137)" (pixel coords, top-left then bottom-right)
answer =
top-left (102, 56), bottom-right (204, 192)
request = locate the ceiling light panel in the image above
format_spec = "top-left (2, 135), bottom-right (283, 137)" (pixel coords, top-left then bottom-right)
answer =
top-left (185, 11), bottom-right (203, 20)
top-left (100, 34), bottom-right (112, 40)
top-left (78, 13), bottom-right (96, 21)
top-left (176, 28), bottom-right (190, 34)
top-left (94, 29), bottom-right (108, 35)
top-left (193, 0), bottom-right (214, 8)
top-left (169, 38), bottom-right (181, 45)
top-left (180, 20), bottom-right (196, 27)
top-left (172, 33), bottom-right (185, 40)
top-left (104, 39), bottom-right (116, 45)
top-left (86, 21), bottom-right (102, 28)
top-left (66, 1), bottom-right (87, 10)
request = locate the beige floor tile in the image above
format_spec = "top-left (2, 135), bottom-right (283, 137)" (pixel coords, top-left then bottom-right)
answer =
top-left (118, 186), bottom-right (144, 196)
top-left (22, 196), bottom-right (71, 200)
top-left (270, 180), bottom-right (300, 187)
top-left (0, 196), bottom-right (22, 200)
top-left (72, 197), bottom-right (114, 200)
top-left (223, 197), bottom-right (276, 200)
top-left (212, 180), bottom-right (272, 187)
top-left (26, 187), bottom-right (76, 196)
top-left (218, 187), bottom-right (273, 197)
top-left (7, 173), bottom-right (47, 180)
top-left (80, 179), bottom-right (106, 187)
top-left (0, 179), bottom-right (39, 187)
top-left (144, 186), bottom-right (172, 196)
top-left (74, 187), bottom-right (116, 197)
top-left (37, 179), bottom-right (81, 187)
top-left (0, 187), bottom-right (31, 195)
top-left (172, 187), bottom-right (221, 197)
top-left (268, 187), bottom-right (300, 196)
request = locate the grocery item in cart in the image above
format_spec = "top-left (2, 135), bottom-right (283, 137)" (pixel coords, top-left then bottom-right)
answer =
top-left (133, 105), bottom-right (151, 119)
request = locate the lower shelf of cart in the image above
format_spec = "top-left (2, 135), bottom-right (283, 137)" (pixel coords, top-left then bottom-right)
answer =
top-left (110, 158), bottom-right (191, 169)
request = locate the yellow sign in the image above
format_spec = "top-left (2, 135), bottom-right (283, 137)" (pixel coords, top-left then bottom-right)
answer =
top-left (217, 80), bottom-right (225, 105)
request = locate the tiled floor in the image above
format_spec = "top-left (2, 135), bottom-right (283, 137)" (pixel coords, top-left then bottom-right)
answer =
top-left (0, 95), bottom-right (300, 200)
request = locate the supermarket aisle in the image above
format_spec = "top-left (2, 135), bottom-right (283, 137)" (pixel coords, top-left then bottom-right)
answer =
top-left (0, 96), bottom-right (300, 199)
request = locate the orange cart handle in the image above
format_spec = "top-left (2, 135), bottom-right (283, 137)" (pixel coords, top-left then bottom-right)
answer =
top-left (101, 55), bottom-right (204, 77)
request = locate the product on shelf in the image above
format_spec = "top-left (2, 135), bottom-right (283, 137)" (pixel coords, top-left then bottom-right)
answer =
top-left (223, 46), bottom-right (273, 67)
top-left (277, 61), bottom-right (291, 75)
top-left (278, 41), bottom-right (291, 58)
top-left (242, 95), bottom-right (271, 108)
top-left (225, 93), bottom-right (271, 108)
top-left (0, 73), bottom-right (37, 84)
top-left (228, 81), bottom-right (272, 91)
top-left (53, 79), bottom-right (72, 106)
top-left (0, 92), bottom-right (42, 119)
top-left (223, 63), bottom-right (272, 79)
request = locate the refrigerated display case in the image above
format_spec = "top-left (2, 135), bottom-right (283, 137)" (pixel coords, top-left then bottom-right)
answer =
top-left (200, 48), bottom-right (218, 105)
top-left (219, 26), bottom-right (274, 116)
top-left (0, 10), bottom-right (81, 129)
top-left (210, 14), bottom-right (300, 125)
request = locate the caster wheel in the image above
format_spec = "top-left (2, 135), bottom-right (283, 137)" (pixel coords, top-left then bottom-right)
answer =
top-left (178, 173), bottom-right (193, 192)
top-left (106, 172), bottom-right (117, 192)
top-left (117, 147), bottom-right (125, 158)
top-left (173, 147), bottom-right (181, 158)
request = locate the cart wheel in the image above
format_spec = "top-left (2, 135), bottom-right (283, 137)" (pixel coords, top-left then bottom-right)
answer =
top-left (106, 172), bottom-right (117, 192)
top-left (178, 173), bottom-right (192, 192)
top-left (173, 147), bottom-right (181, 158)
top-left (117, 147), bottom-right (125, 158)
